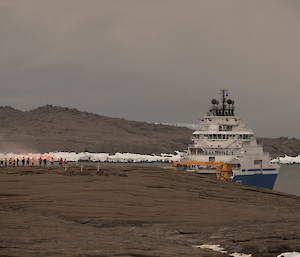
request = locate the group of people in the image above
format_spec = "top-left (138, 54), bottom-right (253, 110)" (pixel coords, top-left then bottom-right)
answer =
top-left (0, 158), bottom-right (18, 167)
top-left (0, 157), bottom-right (68, 167)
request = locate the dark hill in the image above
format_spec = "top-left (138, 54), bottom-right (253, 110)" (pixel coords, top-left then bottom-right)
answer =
top-left (257, 137), bottom-right (300, 157)
top-left (0, 105), bottom-right (299, 156)
top-left (0, 105), bottom-right (192, 154)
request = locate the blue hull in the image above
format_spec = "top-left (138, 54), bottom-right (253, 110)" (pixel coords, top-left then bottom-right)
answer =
top-left (232, 173), bottom-right (278, 190)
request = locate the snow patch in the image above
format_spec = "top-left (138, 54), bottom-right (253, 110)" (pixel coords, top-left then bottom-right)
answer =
top-left (277, 252), bottom-right (300, 257)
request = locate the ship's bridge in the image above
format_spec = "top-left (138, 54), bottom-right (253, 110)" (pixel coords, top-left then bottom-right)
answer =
top-left (192, 89), bottom-right (254, 142)
top-left (191, 131), bottom-right (254, 141)
top-left (200, 114), bottom-right (250, 132)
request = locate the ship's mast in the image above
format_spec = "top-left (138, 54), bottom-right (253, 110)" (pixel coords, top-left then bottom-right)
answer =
top-left (220, 89), bottom-right (227, 116)
top-left (209, 89), bottom-right (235, 116)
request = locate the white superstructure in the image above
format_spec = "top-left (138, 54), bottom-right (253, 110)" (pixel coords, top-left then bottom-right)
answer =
top-left (181, 89), bottom-right (279, 189)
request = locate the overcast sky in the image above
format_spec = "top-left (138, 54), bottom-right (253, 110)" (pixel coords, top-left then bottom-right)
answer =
top-left (1, 1), bottom-right (300, 138)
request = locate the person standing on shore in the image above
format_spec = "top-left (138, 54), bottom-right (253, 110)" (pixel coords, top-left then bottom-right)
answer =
top-left (39, 157), bottom-right (42, 166)
top-left (51, 157), bottom-right (54, 166)
top-left (22, 157), bottom-right (25, 166)
top-left (43, 158), bottom-right (47, 166)
top-left (0, 159), bottom-right (3, 166)
top-left (9, 158), bottom-right (12, 166)
top-left (13, 159), bottom-right (15, 166)
top-left (59, 158), bottom-right (63, 165)
top-left (16, 158), bottom-right (19, 166)
top-left (32, 158), bottom-right (35, 166)
top-left (27, 158), bottom-right (30, 166)
top-left (4, 158), bottom-right (7, 167)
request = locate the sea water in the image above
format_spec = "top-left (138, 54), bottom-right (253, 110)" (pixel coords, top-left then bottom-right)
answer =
top-left (273, 165), bottom-right (300, 197)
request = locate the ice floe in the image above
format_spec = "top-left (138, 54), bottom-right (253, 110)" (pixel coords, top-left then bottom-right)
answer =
top-left (271, 155), bottom-right (300, 164)
top-left (1, 150), bottom-right (300, 165)
top-left (0, 151), bottom-right (182, 163)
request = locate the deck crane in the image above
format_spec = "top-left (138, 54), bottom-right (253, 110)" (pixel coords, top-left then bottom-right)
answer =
top-left (169, 160), bottom-right (233, 182)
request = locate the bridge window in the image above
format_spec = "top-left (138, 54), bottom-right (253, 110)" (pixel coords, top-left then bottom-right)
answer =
top-left (197, 149), bottom-right (203, 154)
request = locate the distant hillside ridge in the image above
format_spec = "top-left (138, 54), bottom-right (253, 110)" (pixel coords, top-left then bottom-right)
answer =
top-left (257, 137), bottom-right (300, 157)
top-left (0, 105), bottom-right (192, 154)
top-left (0, 105), bottom-right (299, 156)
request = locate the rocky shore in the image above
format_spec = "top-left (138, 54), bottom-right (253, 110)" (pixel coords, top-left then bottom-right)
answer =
top-left (0, 105), bottom-right (300, 256)
top-left (1, 164), bottom-right (300, 257)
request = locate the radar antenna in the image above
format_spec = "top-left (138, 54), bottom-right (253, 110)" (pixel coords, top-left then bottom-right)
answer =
top-left (209, 89), bottom-right (235, 116)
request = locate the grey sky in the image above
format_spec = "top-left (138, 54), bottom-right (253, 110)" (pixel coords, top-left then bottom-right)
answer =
top-left (1, 1), bottom-right (300, 138)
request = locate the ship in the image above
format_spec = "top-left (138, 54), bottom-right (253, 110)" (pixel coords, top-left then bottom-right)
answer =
top-left (177, 89), bottom-right (280, 190)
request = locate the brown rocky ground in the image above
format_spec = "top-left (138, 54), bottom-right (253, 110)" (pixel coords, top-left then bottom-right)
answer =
top-left (0, 105), bottom-right (300, 156)
top-left (1, 164), bottom-right (300, 257)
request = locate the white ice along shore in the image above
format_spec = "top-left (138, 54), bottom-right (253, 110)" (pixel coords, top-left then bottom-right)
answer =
top-left (0, 151), bottom-right (300, 164)
top-left (0, 151), bottom-right (182, 163)
top-left (271, 155), bottom-right (300, 164)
